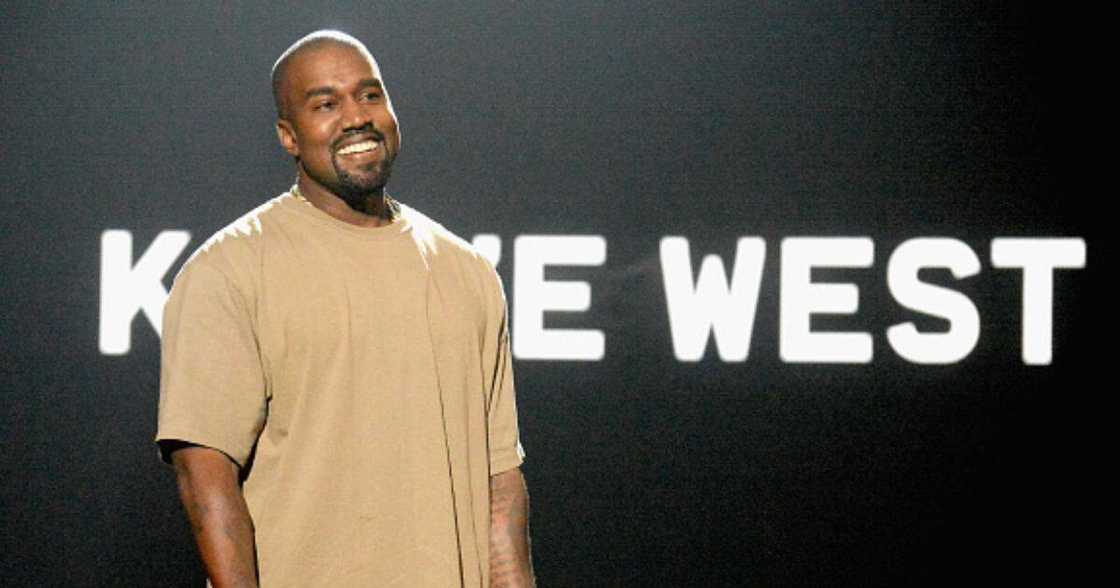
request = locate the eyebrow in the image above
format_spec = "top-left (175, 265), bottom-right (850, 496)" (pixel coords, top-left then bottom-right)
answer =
top-left (356, 78), bottom-right (382, 91)
top-left (303, 78), bottom-right (383, 100)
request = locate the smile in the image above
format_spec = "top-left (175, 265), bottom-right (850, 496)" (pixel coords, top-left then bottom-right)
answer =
top-left (336, 140), bottom-right (379, 156)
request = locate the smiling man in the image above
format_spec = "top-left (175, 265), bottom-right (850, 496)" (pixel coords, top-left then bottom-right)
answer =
top-left (156, 31), bottom-right (534, 587)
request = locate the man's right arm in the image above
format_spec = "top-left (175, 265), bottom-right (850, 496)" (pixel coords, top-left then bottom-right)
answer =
top-left (170, 444), bottom-right (259, 588)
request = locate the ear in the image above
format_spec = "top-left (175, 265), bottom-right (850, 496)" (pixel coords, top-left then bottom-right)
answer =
top-left (384, 96), bottom-right (402, 154)
top-left (276, 119), bottom-right (299, 157)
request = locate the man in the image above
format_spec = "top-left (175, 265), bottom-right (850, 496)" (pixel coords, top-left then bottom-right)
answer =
top-left (156, 30), bottom-right (534, 587)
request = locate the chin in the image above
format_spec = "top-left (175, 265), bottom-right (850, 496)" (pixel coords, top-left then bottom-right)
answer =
top-left (331, 155), bottom-right (394, 188)
top-left (338, 167), bottom-right (392, 195)
top-left (335, 175), bottom-right (390, 200)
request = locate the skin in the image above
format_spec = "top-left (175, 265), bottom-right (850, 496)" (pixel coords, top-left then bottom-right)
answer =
top-left (171, 445), bottom-right (257, 588)
top-left (172, 36), bottom-right (535, 586)
top-left (275, 42), bottom-right (402, 227)
top-left (490, 468), bottom-right (537, 587)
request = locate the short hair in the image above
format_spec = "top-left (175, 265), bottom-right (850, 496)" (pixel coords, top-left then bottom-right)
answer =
top-left (271, 30), bottom-right (377, 119)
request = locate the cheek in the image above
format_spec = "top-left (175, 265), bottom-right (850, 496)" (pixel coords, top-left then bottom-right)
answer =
top-left (303, 128), bottom-right (335, 161)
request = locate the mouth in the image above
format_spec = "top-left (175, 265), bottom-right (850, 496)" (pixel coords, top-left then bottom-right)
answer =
top-left (335, 139), bottom-right (380, 157)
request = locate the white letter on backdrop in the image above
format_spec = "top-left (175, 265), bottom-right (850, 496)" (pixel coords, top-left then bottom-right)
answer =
top-left (99, 229), bottom-right (191, 355)
top-left (660, 237), bottom-right (766, 361)
top-left (990, 238), bottom-right (1086, 365)
top-left (780, 237), bottom-right (874, 363)
top-left (886, 238), bottom-right (981, 364)
top-left (513, 235), bottom-right (607, 360)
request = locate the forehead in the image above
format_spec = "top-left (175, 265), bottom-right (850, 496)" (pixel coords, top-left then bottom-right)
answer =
top-left (284, 43), bottom-right (383, 93)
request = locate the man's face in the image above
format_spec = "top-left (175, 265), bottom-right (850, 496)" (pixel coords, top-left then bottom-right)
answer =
top-left (276, 43), bottom-right (401, 200)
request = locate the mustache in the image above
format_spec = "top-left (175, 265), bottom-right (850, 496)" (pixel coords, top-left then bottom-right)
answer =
top-left (331, 124), bottom-right (385, 151)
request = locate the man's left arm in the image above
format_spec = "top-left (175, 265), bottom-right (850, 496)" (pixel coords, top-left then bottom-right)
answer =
top-left (490, 467), bottom-right (535, 587)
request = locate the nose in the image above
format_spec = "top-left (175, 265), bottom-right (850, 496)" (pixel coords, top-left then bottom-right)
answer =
top-left (340, 96), bottom-right (372, 133)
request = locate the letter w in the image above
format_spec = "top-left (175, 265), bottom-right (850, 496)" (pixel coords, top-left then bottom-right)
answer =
top-left (659, 237), bottom-right (765, 362)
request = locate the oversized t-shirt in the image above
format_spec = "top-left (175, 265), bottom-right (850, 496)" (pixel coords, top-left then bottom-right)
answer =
top-left (156, 190), bottom-right (523, 587)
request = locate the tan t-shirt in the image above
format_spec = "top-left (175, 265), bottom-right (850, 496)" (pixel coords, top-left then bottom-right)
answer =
top-left (157, 191), bottom-right (523, 587)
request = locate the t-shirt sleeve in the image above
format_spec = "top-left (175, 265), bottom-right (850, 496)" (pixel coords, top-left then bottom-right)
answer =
top-left (155, 254), bottom-right (267, 467)
top-left (484, 264), bottom-right (525, 474)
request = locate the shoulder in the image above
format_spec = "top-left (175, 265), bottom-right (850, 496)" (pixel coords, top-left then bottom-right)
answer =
top-left (401, 203), bottom-right (496, 276)
top-left (173, 193), bottom-right (294, 294)
top-left (400, 203), bottom-right (508, 310)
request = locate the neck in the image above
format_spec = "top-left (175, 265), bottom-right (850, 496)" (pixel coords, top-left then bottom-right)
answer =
top-left (294, 172), bottom-right (395, 228)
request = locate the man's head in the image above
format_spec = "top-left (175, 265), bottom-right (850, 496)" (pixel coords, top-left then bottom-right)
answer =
top-left (272, 31), bottom-right (401, 205)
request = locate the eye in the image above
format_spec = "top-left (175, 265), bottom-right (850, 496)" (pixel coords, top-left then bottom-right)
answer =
top-left (361, 90), bottom-right (382, 102)
top-left (312, 100), bottom-right (336, 111)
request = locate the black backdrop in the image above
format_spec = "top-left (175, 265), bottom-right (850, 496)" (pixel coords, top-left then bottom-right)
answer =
top-left (0, 2), bottom-right (1098, 586)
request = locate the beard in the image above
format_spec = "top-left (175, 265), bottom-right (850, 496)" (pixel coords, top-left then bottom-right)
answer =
top-left (331, 151), bottom-right (395, 208)
top-left (298, 147), bottom-right (396, 214)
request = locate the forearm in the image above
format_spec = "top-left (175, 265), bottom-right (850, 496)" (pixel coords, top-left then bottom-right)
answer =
top-left (489, 467), bottom-right (535, 588)
top-left (172, 446), bottom-right (258, 588)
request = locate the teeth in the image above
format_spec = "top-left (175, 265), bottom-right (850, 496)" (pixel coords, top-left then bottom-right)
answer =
top-left (338, 140), bottom-right (378, 155)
